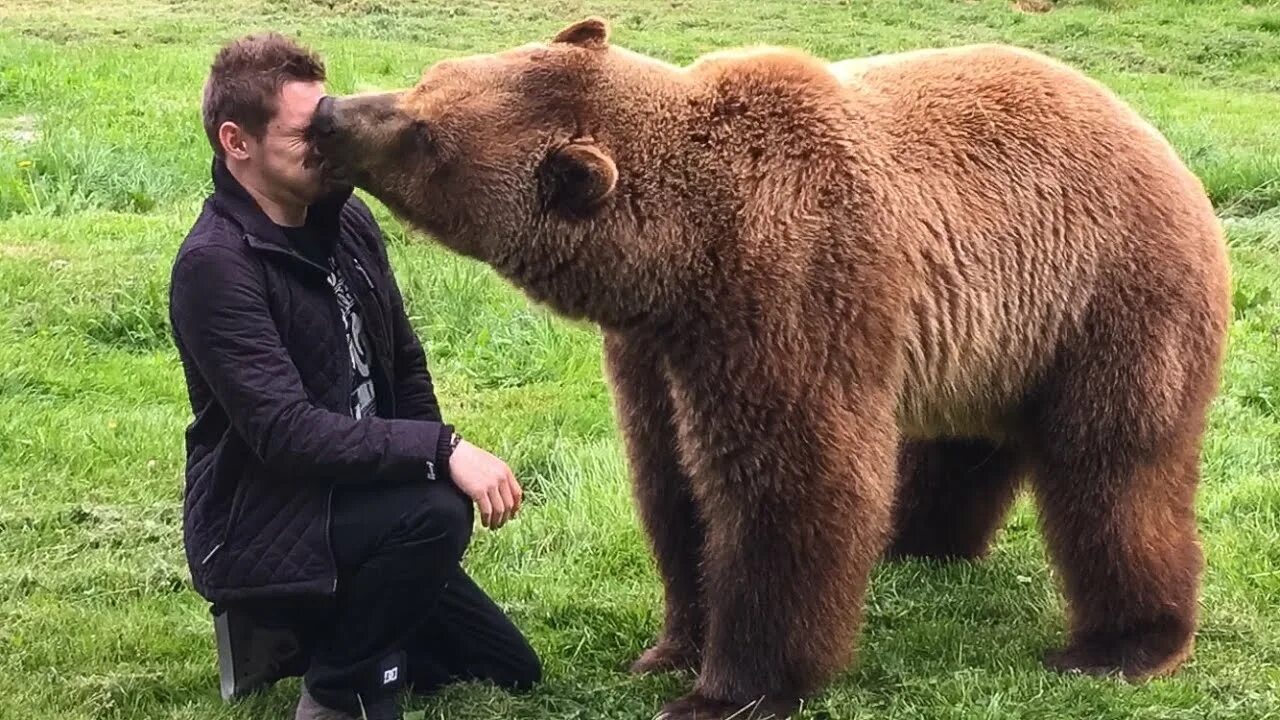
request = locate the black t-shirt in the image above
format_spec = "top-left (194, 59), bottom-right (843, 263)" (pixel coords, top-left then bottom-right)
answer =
top-left (279, 223), bottom-right (378, 420)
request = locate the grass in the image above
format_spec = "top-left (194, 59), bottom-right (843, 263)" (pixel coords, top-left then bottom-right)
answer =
top-left (0, 1), bottom-right (1278, 718)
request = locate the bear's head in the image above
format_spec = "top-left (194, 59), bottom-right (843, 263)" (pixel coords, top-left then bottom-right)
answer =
top-left (309, 18), bottom-right (715, 329)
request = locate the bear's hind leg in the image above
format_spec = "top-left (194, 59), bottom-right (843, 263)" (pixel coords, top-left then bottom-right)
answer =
top-left (886, 439), bottom-right (1024, 561)
top-left (604, 333), bottom-right (705, 675)
top-left (1029, 300), bottom-right (1217, 680)
top-left (1033, 442), bottom-right (1202, 680)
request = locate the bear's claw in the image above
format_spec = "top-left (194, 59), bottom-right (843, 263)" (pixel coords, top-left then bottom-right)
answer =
top-left (1043, 633), bottom-right (1194, 681)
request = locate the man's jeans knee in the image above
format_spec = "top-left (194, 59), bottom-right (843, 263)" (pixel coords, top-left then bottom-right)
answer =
top-left (391, 481), bottom-right (472, 565)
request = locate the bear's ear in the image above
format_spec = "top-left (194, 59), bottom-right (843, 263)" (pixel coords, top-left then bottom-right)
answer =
top-left (539, 140), bottom-right (618, 216)
top-left (552, 17), bottom-right (610, 49)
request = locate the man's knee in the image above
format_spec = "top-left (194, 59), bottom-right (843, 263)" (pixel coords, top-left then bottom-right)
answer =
top-left (496, 638), bottom-right (542, 692)
top-left (396, 482), bottom-right (472, 562)
top-left (512, 644), bottom-right (543, 691)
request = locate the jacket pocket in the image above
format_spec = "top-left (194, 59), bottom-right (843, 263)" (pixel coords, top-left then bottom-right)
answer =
top-left (208, 478), bottom-right (249, 570)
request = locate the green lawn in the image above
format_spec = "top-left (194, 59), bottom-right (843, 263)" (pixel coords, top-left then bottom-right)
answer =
top-left (1, 1), bottom-right (1278, 718)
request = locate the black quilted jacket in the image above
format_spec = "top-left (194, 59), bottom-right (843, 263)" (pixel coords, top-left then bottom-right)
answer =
top-left (168, 158), bottom-right (453, 604)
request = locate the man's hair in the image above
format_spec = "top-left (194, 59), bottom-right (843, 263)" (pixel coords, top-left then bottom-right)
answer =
top-left (202, 33), bottom-right (326, 157)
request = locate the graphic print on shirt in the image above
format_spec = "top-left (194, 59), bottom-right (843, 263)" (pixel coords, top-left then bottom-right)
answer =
top-left (326, 258), bottom-right (377, 420)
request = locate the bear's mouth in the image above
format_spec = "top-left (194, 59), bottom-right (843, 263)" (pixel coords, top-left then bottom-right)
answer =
top-left (301, 143), bottom-right (325, 172)
top-left (302, 139), bottom-right (352, 185)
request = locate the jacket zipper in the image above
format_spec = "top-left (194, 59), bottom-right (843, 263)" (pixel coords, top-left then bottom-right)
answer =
top-left (324, 255), bottom-right (350, 597)
top-left (325, 485), bottom-right (337, 594)
top-left (243, 236), bottom-right (331, 276)
top-left (245, 233), bottom-right (347, 595)
top-left (201, 542), bottom-right (223, 565)
top-left (343, 253), bottom-right (395, 417)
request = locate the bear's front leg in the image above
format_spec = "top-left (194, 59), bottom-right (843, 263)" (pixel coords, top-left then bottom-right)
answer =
top-left (660, 394), bottom-right (898, 719)
top-left (603, 332), bottom-right (705, 674)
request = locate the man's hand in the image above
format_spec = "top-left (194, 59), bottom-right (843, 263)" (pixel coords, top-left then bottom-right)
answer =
top-left (448, 439), bottom-right (522, 529)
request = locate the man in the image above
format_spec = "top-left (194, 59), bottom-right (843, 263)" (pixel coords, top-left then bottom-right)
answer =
top-left (168, 33), bottom-right (540, 720)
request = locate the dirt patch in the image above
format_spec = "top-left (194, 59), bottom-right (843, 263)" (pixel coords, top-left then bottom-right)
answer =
top-left (0, 244), bottom-right (44, 259)
top-left (1013, 0), bottom-right (1054, 13)
top-left (1, 115), bottom-right (40, 145)
top-left (0, 244), bottom-right (66, 266)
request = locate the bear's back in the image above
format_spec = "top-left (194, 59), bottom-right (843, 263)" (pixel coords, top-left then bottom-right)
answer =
top-left (819, 45), bottom-right (1225, 439)
top-left (586, 41), bottom-right (1225, 440)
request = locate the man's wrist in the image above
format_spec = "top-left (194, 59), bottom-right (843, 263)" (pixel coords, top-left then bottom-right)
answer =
top-left (433, 424), bottom-right (457, 482)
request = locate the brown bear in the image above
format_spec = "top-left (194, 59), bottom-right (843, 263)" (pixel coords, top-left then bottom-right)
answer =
top-left (309, 18), bottom-right (1231, 719)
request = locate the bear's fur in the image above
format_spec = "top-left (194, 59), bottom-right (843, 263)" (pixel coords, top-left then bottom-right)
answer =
top-left (311, 18), bottom-right (1231, 719)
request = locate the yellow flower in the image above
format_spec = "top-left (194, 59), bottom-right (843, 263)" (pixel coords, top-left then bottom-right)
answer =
top-left (17, 159), bottom-right (33, 169)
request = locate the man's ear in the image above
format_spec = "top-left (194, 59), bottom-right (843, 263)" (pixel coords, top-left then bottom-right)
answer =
top-left (539, 140), bottom-right (617, 216)
top-left (552, 17), bottom-right (610, 49)
top-left (218, 121), bottom-right (251, 161)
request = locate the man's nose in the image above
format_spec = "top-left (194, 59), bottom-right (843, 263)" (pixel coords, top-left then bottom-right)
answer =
top-left (310, 96), bottom-right (336, 137)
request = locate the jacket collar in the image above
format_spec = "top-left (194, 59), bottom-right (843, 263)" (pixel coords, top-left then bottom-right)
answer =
top-left (207, 156), bottom-right (354, 270)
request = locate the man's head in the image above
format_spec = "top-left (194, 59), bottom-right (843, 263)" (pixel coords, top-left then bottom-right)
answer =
top-left (203, 33), bottom-right (331, 209)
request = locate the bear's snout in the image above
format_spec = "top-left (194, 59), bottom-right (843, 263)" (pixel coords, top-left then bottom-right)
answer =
top-left (309, 95), bottom-right (336, 139)
top-left (304, 91), bottom-right (407, 178)
top-left (303, 96), bottom-right (339, 172)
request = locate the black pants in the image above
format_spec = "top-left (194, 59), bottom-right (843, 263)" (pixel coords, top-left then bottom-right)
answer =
top-left (260, 481), bottom-right (540, 718)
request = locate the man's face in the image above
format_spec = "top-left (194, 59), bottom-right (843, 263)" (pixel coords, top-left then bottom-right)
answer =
top-left (246, 80), bottom-right (330, 205)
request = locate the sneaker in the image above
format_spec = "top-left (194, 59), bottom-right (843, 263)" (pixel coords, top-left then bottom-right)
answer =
top-left (294, 688), bottom-right (361, 720)
top-left (295, 687), bottom-right (403, 720)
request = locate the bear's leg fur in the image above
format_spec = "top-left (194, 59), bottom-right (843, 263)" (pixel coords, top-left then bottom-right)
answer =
top-left (1029, 300), bottom-right (1213, 680)
top-left (603, 333), bottom-right (705, 675)
top-left (1033, 442), bottom-right (1202, 679)
top-left (662, 400), bottom-right (897, 719)
top-left (887, 439), bottom-right (1024, 561)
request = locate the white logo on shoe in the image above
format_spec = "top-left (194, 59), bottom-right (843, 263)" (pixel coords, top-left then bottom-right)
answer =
top-left (382, 667), bottom-right (399, 685)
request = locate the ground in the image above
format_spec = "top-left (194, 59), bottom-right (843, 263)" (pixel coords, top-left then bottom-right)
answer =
top-left (0, 1), bottom-right (1277, 718)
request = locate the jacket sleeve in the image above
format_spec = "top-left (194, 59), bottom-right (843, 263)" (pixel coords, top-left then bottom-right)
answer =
top-left (170, 244), bottom-right (449, 484)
